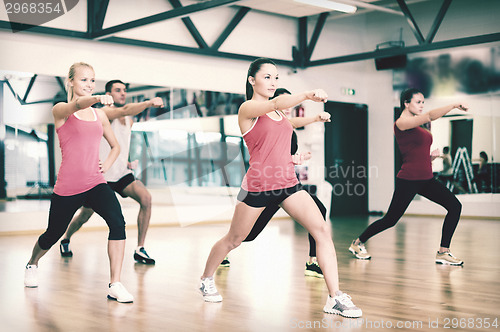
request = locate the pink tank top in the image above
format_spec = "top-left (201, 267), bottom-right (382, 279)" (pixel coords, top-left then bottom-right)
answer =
top-left (53, 109), bottom-right (106, 196)
top-left (241, 112), bottom-right (299, 192)
top-left (394, 123), bottom-right (434, 180)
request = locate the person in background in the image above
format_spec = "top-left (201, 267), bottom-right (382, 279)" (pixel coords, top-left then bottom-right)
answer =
top-left (475, 151), bottom-right (489, 192)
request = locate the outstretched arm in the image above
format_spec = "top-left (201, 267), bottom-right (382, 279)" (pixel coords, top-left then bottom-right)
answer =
top-left (239, 89), bottom-right (328, 120)
top-left (52, 95), bottom-right (113, 126)
top-left (396, 103), bottom-right (468, 131)
top-left (289, 112), bottom-right (331, 129)
top-left (102, 97), bottom-right (164, 121)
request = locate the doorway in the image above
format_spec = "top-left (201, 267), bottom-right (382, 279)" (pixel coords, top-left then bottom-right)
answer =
top-left (324, 101), bottom-right (368, 216)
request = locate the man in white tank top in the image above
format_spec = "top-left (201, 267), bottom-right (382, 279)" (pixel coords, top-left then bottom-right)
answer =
top-left (60, 80), bottom-right (163, 264)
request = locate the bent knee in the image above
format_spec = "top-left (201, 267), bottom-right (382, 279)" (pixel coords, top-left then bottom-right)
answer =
top-left (447, 198), bottom-right (462, 213)
top-left (140, 192), bottom-right (152, 209)
top-left (107, 217), bottom-right (126, 240)
top-left (77, 209), bottom-right (94, 224)
top-left (225, 235), bottom-right (245, 251)
top-left (310, 223), bottom-right (330, 241)
top-left (108, 226), bottom-right (126, 241)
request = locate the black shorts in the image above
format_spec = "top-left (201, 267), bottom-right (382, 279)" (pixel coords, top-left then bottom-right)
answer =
top-left (82, 173), bottom-right (135, 208)
top-left (108, 173), bottom-right (135, 198)
top-left (237, 184), bottom-right (303, 208)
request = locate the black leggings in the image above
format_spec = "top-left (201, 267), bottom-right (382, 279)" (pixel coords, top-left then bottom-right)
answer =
top-left (243, 185), bottom-right (327, 257)
top-left (38, 183), bottom-right (126, 250)
top-left (359, 177), bottom-right (462, 248)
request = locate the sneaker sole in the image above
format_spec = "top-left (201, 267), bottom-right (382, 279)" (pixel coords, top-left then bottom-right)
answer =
top-left (107, 295), bottom-right (133, 303)
top-left (219, 263), bottom-right (230, 267)
top-left (200, 289), bottom-right (223, 302)
top-left (201, 293), bottom-right (222, 302)
top-left (348, 248), bottom-right (371, 260)
top-left (134, 259), bottom-right (155, 265)
top-left (435, 259), bottom-right (463, 266)
top-left (134, 255), bottom-right (155, 265)
top-left (304, 270), bottom-right (324, 278)
top-left (323, 308), bottom-right (362, 318)
top-left (202, 297), bottom-right (222, 303)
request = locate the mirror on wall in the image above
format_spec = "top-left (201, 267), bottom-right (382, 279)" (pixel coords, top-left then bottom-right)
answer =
top-left (392, 44), bottom-right (500, 197)
top-left (0, 70), bottom-right (247, 201)
top-left (430, 93), bottom-right (499, 195)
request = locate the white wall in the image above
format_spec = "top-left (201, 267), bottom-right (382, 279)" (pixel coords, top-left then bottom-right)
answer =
top-left (1, 0), bottom-right (499, 217)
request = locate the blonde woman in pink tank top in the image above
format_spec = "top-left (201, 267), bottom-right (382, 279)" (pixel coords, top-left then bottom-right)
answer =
top-left (199, 58), bottom-right (362, 318)
top-left (24, 62), bottom-right (134, 303)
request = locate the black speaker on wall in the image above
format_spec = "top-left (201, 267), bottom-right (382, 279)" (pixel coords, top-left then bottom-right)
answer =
top-left (375, 54), bottom-right (407, 70)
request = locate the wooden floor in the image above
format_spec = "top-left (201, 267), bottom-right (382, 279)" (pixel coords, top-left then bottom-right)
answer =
top-left (1, 215), bottom-right (499, 332)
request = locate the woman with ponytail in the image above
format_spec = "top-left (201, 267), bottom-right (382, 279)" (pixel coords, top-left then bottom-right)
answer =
top-left (24, 62), bottom-right (134, 303)
top-left (349, 88), bottom-right (467, 266)
top-left (199, 58), bottom-right (362, 317)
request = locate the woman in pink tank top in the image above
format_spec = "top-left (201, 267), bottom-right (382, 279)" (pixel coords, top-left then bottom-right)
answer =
top-left (24, 62), bottom-right (134, 303)
top-left (199, 58), bottom-right (362, 317)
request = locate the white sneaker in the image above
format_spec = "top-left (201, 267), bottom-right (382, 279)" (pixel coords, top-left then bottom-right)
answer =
top-left (24, 264), bottom-right (38, 288)
top-left (199, 277), bottom-right (222, 302)
top-left (323, 290), bottom-right (362, 318)
top-left (108, 282), bottom-right (134, 303)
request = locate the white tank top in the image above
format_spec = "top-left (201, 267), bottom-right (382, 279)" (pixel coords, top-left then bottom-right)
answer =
top-left (99, 117), bottom-right (133, 182)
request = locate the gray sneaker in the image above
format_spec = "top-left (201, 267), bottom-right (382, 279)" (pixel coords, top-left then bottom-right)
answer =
top-left (323, 290), bottom-right (362, 318)
top-left (200, 277), bottom-right (222, 302)
top-left (435, 251), bottom-right (463, 266)
top-left (349, 240), bottom-right (371, 260)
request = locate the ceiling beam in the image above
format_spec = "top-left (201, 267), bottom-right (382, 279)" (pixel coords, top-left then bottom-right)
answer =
top-left (168, 0), bottom-right (208, 49)
top-left (308, 32), bottom-right (500, 67)
top-left (91, 0), bottom-right (242, 39)
top-left (88, 0), bottom-right (110, 37)
top-left (0, 20), bottom-right (87, 38)
top-left (306, 12), bottom-right (329, 63)
top-left (22, 74), bottom-right (37, 103)
top-left (55, 77), bottom-right (66, 92)
top-left (426, 0), bottom-right (452, 44)
top-left (396, 0), bottom-right (425, 44)
top-left (296, 17), bottom-right (308, 68)
top-left (211, 7), bottom-right (250, 50)
top-left (3, 78), bottom-right (54, 105)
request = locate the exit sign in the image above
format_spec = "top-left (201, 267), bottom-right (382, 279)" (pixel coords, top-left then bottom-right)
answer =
top-left (341, 87), bottom-right (355, 95)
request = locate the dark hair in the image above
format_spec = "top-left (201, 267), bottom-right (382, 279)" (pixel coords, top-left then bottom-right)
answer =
top-left (443, 146), bottom-right (450, 154)
top-left (105, 79), bottom-right (127, 93)
top-left (272, 88), bottom-right (291, 99)
top-left (399, 88), bottom-right (430, 130)
top-left (246, 58), bottom-right (276, 100)
top-left (400, 88), bottom-right (422, 110)
top-left (480, 151), bottom-right (488, 162)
